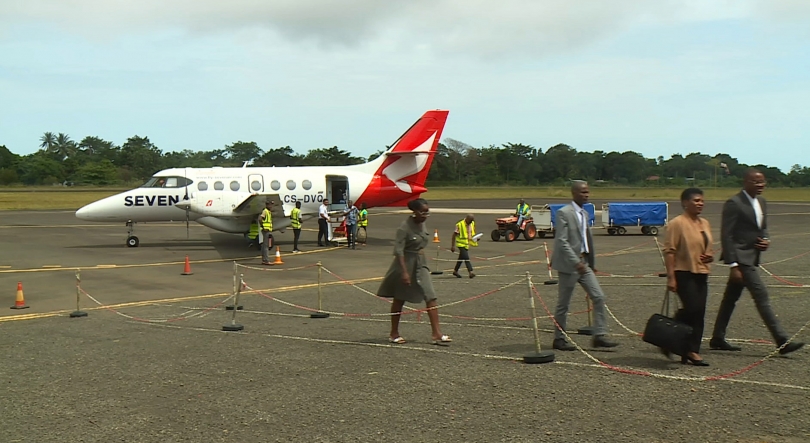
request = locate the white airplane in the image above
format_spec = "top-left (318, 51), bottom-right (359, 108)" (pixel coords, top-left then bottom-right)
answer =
top-left (75, 109), bottom-right (449, 247)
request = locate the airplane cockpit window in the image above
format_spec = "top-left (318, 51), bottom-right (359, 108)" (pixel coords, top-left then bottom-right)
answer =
top-left (302, 180), bottom-right (312, 190)
top-left (141, 176), bottom-right (193, 188)
top-left (198, 181), bottom-right (208, 191)
top-left (214, 181), bottom-right (225, 191)
top-left (230, 181), bottom-right (240, 191)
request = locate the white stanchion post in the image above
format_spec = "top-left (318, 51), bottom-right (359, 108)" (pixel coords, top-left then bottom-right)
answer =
top-left (577, 294), bottom-right (595, 335)
top-left (523, 271), bottom-right (555, 364)
top-left (542, 242), bottom-right (557, 285)
top-left (69, 269), bottom-right (88, 318)
top-left (431, 245), bottom-right (443, 275)
top-left (223, 274), bottom-right (245, 331)
top-left (226, 261), bottom-right (243, 311)
top-left (311, 262), bottom-right (329, 318)
top-left (653, 236), bottom-right (668, 278)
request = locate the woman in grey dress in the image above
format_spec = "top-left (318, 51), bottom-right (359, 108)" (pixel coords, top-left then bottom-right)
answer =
top-left (377, 198), bottom-right (452, 345)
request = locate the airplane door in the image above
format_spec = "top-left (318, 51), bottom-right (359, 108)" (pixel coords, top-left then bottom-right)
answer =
top-left (248, 174), bottom-right (264, 193)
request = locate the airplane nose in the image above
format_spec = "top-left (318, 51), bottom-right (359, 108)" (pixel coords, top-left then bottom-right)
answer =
top-left (75, 203), bottom-right (93, 220)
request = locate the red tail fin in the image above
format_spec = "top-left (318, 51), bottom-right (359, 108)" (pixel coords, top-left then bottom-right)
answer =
top-left (377, 110), bottom-right (447, 190)
top-left (358, 110), bottom-right (449, 207)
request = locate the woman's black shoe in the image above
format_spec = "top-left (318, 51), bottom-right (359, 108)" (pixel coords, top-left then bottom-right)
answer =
top-left (681, 355), bottom-right (710, 366)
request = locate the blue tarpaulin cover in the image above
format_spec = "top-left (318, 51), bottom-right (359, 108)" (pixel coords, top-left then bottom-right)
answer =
top-left (606, 202), bottom-right (668, 226)
top-left (550, 203), bottom-right (596, 227)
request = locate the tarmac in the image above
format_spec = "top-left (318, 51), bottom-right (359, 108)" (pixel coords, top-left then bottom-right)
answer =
top-left (1, 198), bottom-right (809, 442)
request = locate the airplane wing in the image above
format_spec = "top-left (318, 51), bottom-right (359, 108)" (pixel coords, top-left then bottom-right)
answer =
top-left (233, 193), bottom-right (285, 216)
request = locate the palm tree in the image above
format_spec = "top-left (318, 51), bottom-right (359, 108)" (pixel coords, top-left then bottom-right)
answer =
top-left (54, 133), bottom-right (77, 160)
top-left (39, 132), bottom-right (56, 152)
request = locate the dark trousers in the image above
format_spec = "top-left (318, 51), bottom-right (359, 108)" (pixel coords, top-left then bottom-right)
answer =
top-left (359, 226), bottom-right (367, 244)
top-left (292, 228), bottom-right (301, 250)
top-left (454, 247), bottom-right (473, 273)
top-left (673, 271), bottom-right (708, 354)
top-left (712, 264), bottom-right (788, 343)
top-left (318, 219), bottom-right (328, 246)
top-left (346, 223), bottom-right (357, 248)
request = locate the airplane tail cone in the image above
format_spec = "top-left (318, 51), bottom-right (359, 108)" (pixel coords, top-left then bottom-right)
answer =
top-left (273, 247), bottom-right (284, 265)
top-left (11, 281), bottom-right (29, 310)
top-left (181, 255), bottom-right (193, 275)
top-left (433, 229), bottom-right (440, 243)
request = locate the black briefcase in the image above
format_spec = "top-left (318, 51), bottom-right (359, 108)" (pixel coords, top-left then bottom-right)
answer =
top-left (642, 291), bottom-right (693, 357)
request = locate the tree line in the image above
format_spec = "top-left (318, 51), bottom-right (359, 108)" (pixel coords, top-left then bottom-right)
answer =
top-left (1, 132), bottom-right (809, 187)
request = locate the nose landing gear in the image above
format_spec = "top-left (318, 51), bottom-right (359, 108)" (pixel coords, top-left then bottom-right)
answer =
top-left (126, 220), bottom-right (139, 247)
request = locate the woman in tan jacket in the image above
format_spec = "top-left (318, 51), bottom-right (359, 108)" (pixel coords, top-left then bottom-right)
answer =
top-left (663, 188), bottom-right (714, 366)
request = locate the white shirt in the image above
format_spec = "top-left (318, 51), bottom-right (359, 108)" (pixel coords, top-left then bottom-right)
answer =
top-left (743, 190), bottom-right (763, 229)
top-left (319, 204), bottom-right (329, 220)
top-left (730, 190), bottom-right (764, 268)
top-left (572, 201), bottom-right (589, 254)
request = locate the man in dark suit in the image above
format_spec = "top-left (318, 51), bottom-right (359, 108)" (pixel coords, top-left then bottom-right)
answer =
top-left (550, 181), bottom-right (618, 351)
top-left (710, 169), bottom-right (804, 355)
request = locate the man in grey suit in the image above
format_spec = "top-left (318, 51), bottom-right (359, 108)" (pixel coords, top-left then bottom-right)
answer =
top-left (551, 181), bottom-right (619, 351)
top-left (710, 169), bottom-right (804, 355)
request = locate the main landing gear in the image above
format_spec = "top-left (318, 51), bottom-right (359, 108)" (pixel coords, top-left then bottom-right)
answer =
top-left (126, 220), bottom-right (140, 247)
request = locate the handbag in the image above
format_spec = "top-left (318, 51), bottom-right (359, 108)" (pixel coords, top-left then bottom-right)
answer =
top-left (642, 290), bottom-right (693, 357)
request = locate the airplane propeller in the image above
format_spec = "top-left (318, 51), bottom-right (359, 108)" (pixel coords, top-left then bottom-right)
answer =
top-left (183, 168), bottom-right (190, 239)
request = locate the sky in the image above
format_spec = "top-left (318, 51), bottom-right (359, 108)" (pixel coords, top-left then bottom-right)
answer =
top-left (1, 0), bottom-right (809, 173)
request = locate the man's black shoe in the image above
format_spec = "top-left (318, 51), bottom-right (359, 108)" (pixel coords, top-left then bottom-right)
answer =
top-left (593, 335), bottom-right (619, 348)
top-left (709, 339), bottom-right (742, 351)
top-left (553, 338), bottom-right (576, 351)
top-left (778, 341), bottom-right (805, 355)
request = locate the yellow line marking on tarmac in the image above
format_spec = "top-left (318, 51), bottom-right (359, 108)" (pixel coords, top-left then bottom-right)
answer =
top-left (0, 246), bottom-right (340, 274)
top-left (0, 266), bottom-right (11, 269)
top-left (42, 265), bottom-right (62, 268)
top-left (0, 223), bottom-right (208, 229)
top-left (0, 259), bottom-right (539, 323)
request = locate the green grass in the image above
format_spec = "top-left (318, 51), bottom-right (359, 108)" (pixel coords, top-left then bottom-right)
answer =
top-left (1, 185), bottom-right (809, 210)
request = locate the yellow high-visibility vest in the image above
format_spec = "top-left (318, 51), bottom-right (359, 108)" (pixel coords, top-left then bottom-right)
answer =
top-left (517, 203), bottom-right (531, 217)
top-left (358, 209), bottom-right (368, 227)
top-left (455, 220), bottom-right (477, 249)
top-left (248, 222), bottom-right (259, 239)
top-left (261, 208), bottom-right (273, 231)
top-left (290, 207), bottom-right (301, 229)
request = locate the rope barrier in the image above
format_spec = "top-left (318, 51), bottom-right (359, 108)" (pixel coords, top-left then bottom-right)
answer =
top-left (79, 287), bottom-right (234, 323)
top-left (530, 283), bottom-right (810, 384)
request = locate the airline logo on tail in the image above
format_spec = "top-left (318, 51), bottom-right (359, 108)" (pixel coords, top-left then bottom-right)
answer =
top-left (359, 110), bottom-right (448, 206)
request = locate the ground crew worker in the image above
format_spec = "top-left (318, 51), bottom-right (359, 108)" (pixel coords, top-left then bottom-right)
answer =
top-left (342, 199), bottom-right (359, 249)
top-left (260, 200), bottom-right (274, 265)
top-left (290, 201), bottom-right (302, 253)
top-left (246, 220), bottom-right (261, 250)
top-left (451, 214), bottom-right (477, 279)
top-left (358, 202), bottom-right (368, 245)
top-left (516, 198), bottom-right (531, 231)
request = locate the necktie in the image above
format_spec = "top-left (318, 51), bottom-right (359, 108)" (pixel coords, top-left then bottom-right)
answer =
top-left (580, 210), bottom-right (589, 254)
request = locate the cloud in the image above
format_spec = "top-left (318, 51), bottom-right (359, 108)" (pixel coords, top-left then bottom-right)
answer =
top-left (0, 0), bottom-right (771, 58)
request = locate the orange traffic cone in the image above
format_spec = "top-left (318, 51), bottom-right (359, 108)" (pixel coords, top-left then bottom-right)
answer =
top-left (11, 281), bottom-right (28, 310)
top-left (273, 247), bottom-right (284, 265)
top-left (181, 255), bottom-right (193, 275)
top-left (433, 229), bottom-right (440, 243)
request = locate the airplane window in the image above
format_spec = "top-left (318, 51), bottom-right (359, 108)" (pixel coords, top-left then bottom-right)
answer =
top-left (165, 177), bottom-right (178, 188)
top-left (230, 181), bottom-right (240, 191)
top-left (141, 177), bottom-right (159, 187)
top-left (270, 180), bottom-right (280, 191)
top-left (253, 181), bottom-right (263, 191)
top-left (302, 180), bottom-right (312, 190)
top-left (198, 181), bottom-right (208, 191)
top-left (214, 181), bottom-right (224, 191)
top-left (286, 180), bottom-right (296, 190)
